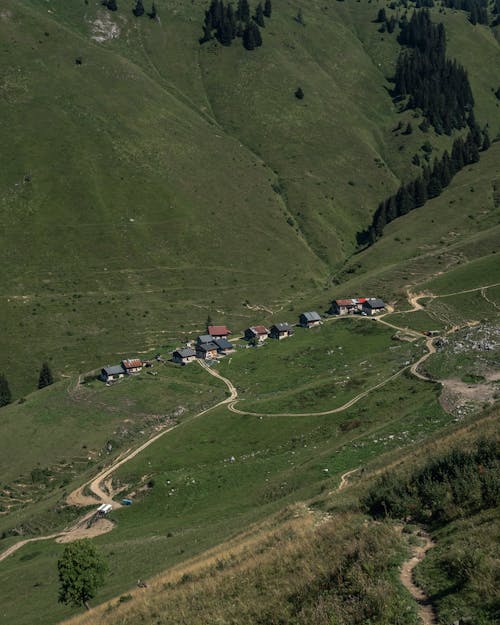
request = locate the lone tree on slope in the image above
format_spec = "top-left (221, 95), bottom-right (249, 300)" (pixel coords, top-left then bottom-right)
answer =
top-left (38, 362), bottom-right (54, 390)
top-left (58, 540), bottom-right (108, 611)
top-left (0, 373), bottom-right (11, 407)
top-left (132, 0), bottom-right (145, 16)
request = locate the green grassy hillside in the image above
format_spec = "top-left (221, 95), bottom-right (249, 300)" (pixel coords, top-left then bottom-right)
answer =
top-left (1, 0), bottom-right (499, 397)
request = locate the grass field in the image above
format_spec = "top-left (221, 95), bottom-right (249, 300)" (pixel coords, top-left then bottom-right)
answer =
top-left (219, 319), bottom-right (422, 413)
top-left (0, 368), bottom-right (453, 625)
top-left (0, 0), bottom-right (498, 397)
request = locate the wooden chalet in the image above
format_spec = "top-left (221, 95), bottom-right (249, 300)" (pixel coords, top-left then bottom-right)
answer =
top-left (101, 364), bottom-right (126, 382)
top-left (196, 342), bottom-right (219, 360)
top-left (362, 298), bottom-right (385, 315)
top-left (244, 325), bottom-right (270, 342)
top-left (299, 311), bottom-right (322, 328)
top-left (213, 338), bottom-right (234, 354)
top-left (208, 325), bottom-right (231, 340)
top-left (122, 358), bottom-right (143, 375)
top-left (270, 323), bottom-right (294, 340)
top-left (197, 334), bottom-right (213, 345)
top-left (172, 348), bottom-right (197, 365)
top-left (331, 299), bottom-right (358, 315)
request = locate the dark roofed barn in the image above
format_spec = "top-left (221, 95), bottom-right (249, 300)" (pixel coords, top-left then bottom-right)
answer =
top-left (362, 298), bottom-right (385, 315)
top-left (101, 364), bottom-right (126, 382)
top-left (299, 311), bottom-right (322, 328)
top-left (270, 323), bottom-right (294, 340)
top-left (196, 342), bottom-right (219, 360)
top-left (172, 348), bottom-right (197, 365)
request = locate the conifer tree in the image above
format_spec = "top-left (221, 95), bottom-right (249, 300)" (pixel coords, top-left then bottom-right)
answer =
top-left (243, 21), bottom-right (262, 50)
top-left (149, 2), bottom-right (157, 19)
top-left (376, 7), bottom-right (387, 22)
top-left (104, 0), bottom-right (117, 10)
top-left (38, 362), bottom-right (54, 390)
top-left (482, 128), bottom-right (491, 151)
top-left (237, 0), bottom-right (250, 22)
top-left (295, 86), bottom-right (304, 99)
top-left (0, 373), bottom-right (11, 407)
top-left (254, 2), bottom-right (265, 27)
top-left (263, 0), bottom-right (272, 18)
top-left (132, 0), bottom-right (144, 16)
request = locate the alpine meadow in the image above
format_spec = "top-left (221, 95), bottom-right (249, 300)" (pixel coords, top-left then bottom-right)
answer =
top-left (0, 1), bottom-right (499, 625)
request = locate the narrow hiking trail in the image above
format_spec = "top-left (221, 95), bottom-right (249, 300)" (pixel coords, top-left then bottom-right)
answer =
top-left (400, 529), bottom-right (437, 625)
top-left (1, 282), bottom-right (495, 563)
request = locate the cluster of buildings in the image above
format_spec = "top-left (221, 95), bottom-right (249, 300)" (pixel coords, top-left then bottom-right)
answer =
top-left (100, 358), bottom-right (144, 383)
top-left (100, 298), bottom-right (386, 377)
top-left (330, 297), bottom-right (385, 316)
top-left (172, 313), bottom-right (323, 365)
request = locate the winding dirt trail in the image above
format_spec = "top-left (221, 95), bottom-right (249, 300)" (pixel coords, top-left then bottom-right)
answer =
top-left (400, 529), bottom-right (437, 625)
top-left (1, 282), bottom-right (496, 563)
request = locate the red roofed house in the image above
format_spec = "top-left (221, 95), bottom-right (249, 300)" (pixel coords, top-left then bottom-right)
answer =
top-left (208, 325), bottom-right (231, 340)
top-left (121, 358), bottom-right (143, 375)
top-left (244, 325), bottom-right (270, 342)
top-left (330, 299), bottom-right (357, 315)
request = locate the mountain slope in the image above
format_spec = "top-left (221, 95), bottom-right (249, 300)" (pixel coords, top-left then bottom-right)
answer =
top-left (1, 0), bottom-right (499, 395)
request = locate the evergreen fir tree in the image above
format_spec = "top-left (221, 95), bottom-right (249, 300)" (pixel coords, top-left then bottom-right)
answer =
top-left (243, 21), bottom-right (262, 50)
top-left (254, 2), bottom-right (265, 27)
top-left (132, 0), bottom-right (144, 16)
top-left (237, 0), bottom-right (250, 22)
top-left (427, 175), bottom-right (442, 198)
top-left (413, 177), bottom-right (428, 207)
top-left (482, 128), bottom-right (491, 151)
top-left (0, 373), bottom-right (11, 407)
top-left (104, 0), bottom-right (117, 10)
top-left (148, 2), bottom-right (157, 18)
top-left (386, 195), bottom-right (397, 222)
top-left (263, 0), bottom-right (272, 18)
top-left (38, 362), bottom-right (54, 390)
top-left (295, 86), bottom-right (304, 99)
top-left (376, 7), bottom-right (387, 22)
top-left (396, 186), bottom-right (413, 215)
top-left (440, 151), bottom-right (452, 186)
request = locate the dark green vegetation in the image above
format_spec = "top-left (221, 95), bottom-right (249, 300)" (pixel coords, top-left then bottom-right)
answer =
top-left (365, 437), bottom-right (499, 624)
top-left (0, 373), bottom-right (12, 407)
top-left (364, 438), bottom-right (499, 523)
top-left (58, 540), bottom-right (108, 610)
top-left (0, 0), bottom-right (499, 398)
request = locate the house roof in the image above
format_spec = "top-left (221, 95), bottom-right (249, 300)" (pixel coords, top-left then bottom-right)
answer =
top-left (208, 325), bottom-right (230, 336)
top-left (214, 338), bottom-right (234, 350)
top-left (334, 299), bottom-right (356, 306)
top-left (122, 358), bottom-right (142, 369)
top-left (249, 325), bottom-right (269, 335)
top-left (197, 334), bottom-right (213, 344)
top-left (364, 298), bottom-right (385, 309)
top-left (355, 298), bottom-right (367, 304)
top-left (301, 311), bottom-right (321, 322)
top-left (103, 365), bottom-right (125, 376)
top-left (174, 348), bottom-right (196, 358)
top-left (197, 342), bottom-right (218, 352)
top-left (272, 323), bottom-right (292, 332)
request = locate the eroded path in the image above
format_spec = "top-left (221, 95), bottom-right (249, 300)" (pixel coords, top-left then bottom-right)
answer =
top-left (1, 283), bottom-right (496, 562)
top-left (400, 528), bottom-right (437, 625)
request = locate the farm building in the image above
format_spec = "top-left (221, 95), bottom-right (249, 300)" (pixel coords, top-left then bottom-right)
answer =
top-left (196, 334), bottom-right (214, 345)
top-left (172, 348), bottom-right (197, 365)
top-left (362, 298), bottom-right (386, 315)
top-left (270, 323), bottom-right (294, 340)
top-left (101, 364), bottom-right (126, 382)
top-left (122, 358), bottom-right (143, 374)
top-left (331, 299), bottom-right (358, 315)
top-left (197, 334), bottom-right (213, 345)
top-left (245, 325), bottom-right (270, 342)
top-left (196, 342), bottom-right (219, 360)
top-left (299, 311), bottom-right (322, 328)
top-left (208, 325), bottom-right (231, 340)
top-left (214, 338), bottom-right (234, 354)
